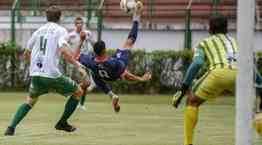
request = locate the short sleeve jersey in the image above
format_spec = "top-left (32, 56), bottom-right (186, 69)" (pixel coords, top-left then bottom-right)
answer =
top-left (196, 33), bottom-right (238, 70)
top-left (27, 22), bottom-right (69, 78)
top-left (68, 30), bottom-right (93, 54)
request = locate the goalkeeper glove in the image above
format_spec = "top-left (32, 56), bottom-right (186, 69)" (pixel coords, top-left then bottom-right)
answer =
top-left (172, 83), bottom-right (189, 108)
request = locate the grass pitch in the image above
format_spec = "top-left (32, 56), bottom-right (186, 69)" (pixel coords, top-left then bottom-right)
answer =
top-left (0, 92), bottom-right (260, 145)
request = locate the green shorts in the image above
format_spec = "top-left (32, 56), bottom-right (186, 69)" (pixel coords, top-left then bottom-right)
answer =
top-left (29, 75), bottom-right (78, 98)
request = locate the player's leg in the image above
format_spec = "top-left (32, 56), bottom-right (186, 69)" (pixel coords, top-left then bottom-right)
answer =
top-left (4, 76), bottom-right (48, 136)
top-left (87, 72), bottom-right (96, 92)
top-left (78, 79), bottom-right (91, 110)
top-left (183, 67), bottom-right (236, 145)
top-left (183, 70), bottom-right (219, 145)
top-left (54, 75), bottom-right (83, 132)
top-left (184, 93), bottom-right (205, 145)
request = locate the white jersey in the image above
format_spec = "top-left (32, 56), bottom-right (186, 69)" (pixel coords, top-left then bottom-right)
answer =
top-left (27, 22), bottom-right (69, 78)
top-left (68, 30), bottom-right (94, 54)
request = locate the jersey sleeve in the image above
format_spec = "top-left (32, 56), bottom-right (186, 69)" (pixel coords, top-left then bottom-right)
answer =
top-left (93, 77), bottom-right (112, 94)
top-left (26, 31), bottom-right (37, 51)
top-left (58, 28), bottom-right (70, 49)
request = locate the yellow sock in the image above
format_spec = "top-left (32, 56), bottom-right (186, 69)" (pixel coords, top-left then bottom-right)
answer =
top-left (184, 106), bottom-right (199, 145)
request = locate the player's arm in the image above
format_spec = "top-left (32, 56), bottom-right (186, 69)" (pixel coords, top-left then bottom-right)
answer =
top-left (73, 31), bottom-right (95, 59)
top-left (23, 49), bottom-right (31, 64)
top-left (122, 12), bottom-right (141, 49)
top-left (86, 31), bottom-right (96, 47)
top-left (61, 45), bottom-right (87, 77)
top-left (73, 34), bottom-right (85, 59)
top-left (121, 70), bottom-right (151, 82)
top-left (172, 47), bottom-right (205, 108)
top-left (24, 32), bottom-right (36, 64)
top-left (182, 48), bottom-right (205, 87)
top-left (59, 30), bottom-right (87, 77)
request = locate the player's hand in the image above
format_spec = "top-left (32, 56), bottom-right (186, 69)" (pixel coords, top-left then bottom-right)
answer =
top-left (171, 83), bottom-right (189, 108)
top-left (80, 31), bottom-right (86, 42)
top-left (78, 67), bottom-right (87, 78)
top-left (141, 72), bottom-right (152, 81)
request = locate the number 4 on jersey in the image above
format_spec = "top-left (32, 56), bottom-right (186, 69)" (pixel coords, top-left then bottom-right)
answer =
top-left (40, 36), bottom-right (47, 55)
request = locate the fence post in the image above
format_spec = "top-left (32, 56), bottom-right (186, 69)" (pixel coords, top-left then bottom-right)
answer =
top-left (86, 0), bottom-right (93, 28)
top-left (10, 0), bottom-right (19, 87)
top-left (184, 8), bottom-right (192, 50)
top-left (97, 0), bottom-right (104, 41)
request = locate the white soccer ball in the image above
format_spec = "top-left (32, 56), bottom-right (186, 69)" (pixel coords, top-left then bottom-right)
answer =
top-left (120, 0), bottom-right (138, 15)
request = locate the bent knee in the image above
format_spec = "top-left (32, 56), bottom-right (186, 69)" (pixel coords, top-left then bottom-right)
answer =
top-left (73, 86), bottom-right (83, 100)
top-left (186, 93), bottom-right (205, 107)
top-left (26, 96), bottom-right (38, 107)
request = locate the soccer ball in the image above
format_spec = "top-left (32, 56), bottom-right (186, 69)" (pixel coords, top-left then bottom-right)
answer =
top-left (255, 113), bottom-right (262, 136)
top-left (120, 0), bottom-right (143, 15)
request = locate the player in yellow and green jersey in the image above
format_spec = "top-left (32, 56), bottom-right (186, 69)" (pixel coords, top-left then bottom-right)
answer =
top-left (172, 14), bottom-right (238, 145)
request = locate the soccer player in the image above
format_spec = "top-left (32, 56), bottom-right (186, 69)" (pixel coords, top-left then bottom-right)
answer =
top-left (172, 14), bottom-right (238, 145)
top-left (74, 5), bottom-right (151, 112)
top-left (67, 16), bottom-right (96, 111)
top-left (4, 6), bottom-right (86, 136)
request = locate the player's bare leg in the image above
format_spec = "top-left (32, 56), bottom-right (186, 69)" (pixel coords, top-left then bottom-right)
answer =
top-left (78, 80), bottom-right (91, 111)
top-left (107, 91), bottom-right (120, 113)
top-left (184, 93), bottom-right (205, 145)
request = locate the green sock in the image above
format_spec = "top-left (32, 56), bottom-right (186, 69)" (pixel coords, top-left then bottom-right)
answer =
top-left (10, 103), bottom-right (32, 128)
top-left (58, 96), bottom-right (79, 124)
top-left (80, 95), bottom-right (86, 106)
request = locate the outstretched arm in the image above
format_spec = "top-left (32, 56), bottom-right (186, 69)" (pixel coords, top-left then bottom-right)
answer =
top-left (60, 44), bottom-right (87, 78)
top-left (182, 48), bottom-right (205, 87)
top-left (121, 71), bottom-right (151, 82)
top-left (172, 48), bottom-right (205, 108)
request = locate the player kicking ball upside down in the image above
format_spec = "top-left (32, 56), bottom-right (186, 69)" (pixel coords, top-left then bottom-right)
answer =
top-left (74, 4), bottom-right (151, 113)
top-left (172, 14), bottom-right (238, 145)
top-left (4, 6), bottom-right (87, 136)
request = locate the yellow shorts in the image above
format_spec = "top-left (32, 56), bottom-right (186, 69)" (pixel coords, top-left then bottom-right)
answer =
top-left (192, 67), bottom-right (237, 100)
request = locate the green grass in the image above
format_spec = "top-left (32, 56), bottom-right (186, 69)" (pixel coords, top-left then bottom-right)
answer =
top-left (0, 92), bottom-right (260, 145)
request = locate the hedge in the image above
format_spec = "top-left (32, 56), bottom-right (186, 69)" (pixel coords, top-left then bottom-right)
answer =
top-left (1, 41), bottom-right (262, 94)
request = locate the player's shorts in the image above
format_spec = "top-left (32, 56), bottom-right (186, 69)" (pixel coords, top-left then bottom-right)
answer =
top-left (192, 66), bottom-right (237, 100)
top-left (113, 49), bottom-right (131, 68)
top-left (29, 75), bottom-right (78, 98)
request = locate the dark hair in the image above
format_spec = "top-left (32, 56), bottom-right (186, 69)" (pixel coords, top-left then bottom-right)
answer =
top-left (46, 6), bottom-right (61, 23)
top-left (94, 40), bottom-right (106, 56)
top-left (209, 14), bottom-right (228, 34)
top-left (74, 16), bottom-right (83, 24)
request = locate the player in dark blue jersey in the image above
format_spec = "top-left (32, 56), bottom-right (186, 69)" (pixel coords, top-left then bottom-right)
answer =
top-left (74, 6), bottom-right (151, 112)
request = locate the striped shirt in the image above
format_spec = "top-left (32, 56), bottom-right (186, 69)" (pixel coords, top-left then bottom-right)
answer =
top-left (196, 33), bottom-right (238, 70)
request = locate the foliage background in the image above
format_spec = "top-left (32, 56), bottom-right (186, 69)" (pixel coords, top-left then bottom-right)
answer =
top-left (2, 41), bottom-right (261, 94)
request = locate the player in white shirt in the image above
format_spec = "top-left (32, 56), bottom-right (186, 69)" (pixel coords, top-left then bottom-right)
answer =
top-left (66, 17), bottom-right (96, 111)
top-left (4, 6), bottom-right (86, 136)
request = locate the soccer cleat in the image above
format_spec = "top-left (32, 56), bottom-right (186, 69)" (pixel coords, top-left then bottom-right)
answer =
top-left (172, 90), bottom-right (184, 108)
top-left (4, 126), bottom-right (15, 136)
top-left (112, 98), bottom-right (120, 113)
top-left (55, 122), bottom-right (77, 132)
